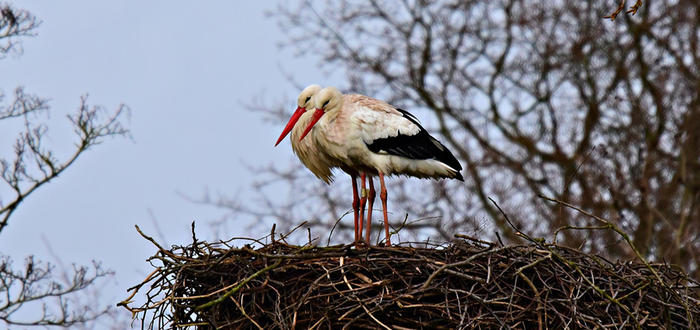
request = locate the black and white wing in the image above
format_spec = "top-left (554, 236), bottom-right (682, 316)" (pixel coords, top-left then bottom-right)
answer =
top-left (356, 106), bottom-right (463, 180)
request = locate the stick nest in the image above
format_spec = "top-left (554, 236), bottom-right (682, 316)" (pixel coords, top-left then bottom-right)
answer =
top-left (120, 226), bottom-right (700, 329)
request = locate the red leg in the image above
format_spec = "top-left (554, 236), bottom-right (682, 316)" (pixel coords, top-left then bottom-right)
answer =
top-left (358, 173), bottom-right (367, 242)
top-left (366, 176), bottom-right (376, 244)
top-left (351, 174), bottom-right (360, 244)
top-left (379, 172), bottom-right (391, 246)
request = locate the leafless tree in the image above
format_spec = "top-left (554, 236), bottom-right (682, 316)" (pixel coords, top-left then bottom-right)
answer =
top-left (0, 4), bottom-right (131, 327)
top-left (210, 0), bottom-right (700, 279)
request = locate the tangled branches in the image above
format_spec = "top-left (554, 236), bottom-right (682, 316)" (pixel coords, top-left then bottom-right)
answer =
top-left (262, 0), bottom-right (700, 280)
top-left (121, 224), bottom-right (699, 329)
top-left (0, 256), bottom-right (112, 326)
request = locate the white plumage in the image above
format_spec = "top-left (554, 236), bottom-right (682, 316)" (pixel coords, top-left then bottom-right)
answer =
top-left (300, 87), bottom-right (463, 246)
top-left (275, 85), bottom-right (363, 243)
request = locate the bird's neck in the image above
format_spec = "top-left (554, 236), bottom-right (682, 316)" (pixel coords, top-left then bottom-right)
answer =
top-left (291, 109), bottom-right (317, 143)
top-left (318, 108), bottom-right (341, 128)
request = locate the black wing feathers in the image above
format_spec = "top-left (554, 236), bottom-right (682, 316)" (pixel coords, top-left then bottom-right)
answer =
top-left (365, 108), bottom-right (463, 179)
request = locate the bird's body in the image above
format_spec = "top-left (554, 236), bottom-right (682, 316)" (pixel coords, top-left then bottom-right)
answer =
top-left (300, 87), bottom-right (463, 246)
top-left (289, 105), bottom-right (336, 183)
top-left (311, 93), bottom-right (463, 181)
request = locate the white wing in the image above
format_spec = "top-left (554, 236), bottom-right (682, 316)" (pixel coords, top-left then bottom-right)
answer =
top-left (351, 105), bottom-right (421, 144)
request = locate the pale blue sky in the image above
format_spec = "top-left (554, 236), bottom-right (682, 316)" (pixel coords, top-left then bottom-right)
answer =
top-left (0, 1), bottom-right (342, 323)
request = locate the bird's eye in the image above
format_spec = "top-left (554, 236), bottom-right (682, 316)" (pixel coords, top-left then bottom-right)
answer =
top-left (322, 100), bottom-right (330, 108)
top-left (305, 96), bottom-right (311, 103)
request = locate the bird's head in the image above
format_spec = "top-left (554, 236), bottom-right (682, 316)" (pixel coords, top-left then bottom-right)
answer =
top-left (298, 84), bottom-right (321, 109)
top-left (275, 84), bottom-right (322, 146)
top-left (299, 87), bottom-right (343, 141)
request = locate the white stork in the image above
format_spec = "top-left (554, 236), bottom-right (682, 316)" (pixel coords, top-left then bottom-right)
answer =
top-left (274, 85), bottom-right (365, 244)
top-left (299, 87), bottom-right (463, 246)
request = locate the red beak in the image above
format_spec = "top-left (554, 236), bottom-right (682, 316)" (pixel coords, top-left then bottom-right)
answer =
top-left (299, 108), bottom-right (324, 141)
top-left (274, 106), bottom-right (305, 146)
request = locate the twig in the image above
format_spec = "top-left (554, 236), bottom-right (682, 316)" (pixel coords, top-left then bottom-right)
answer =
top-left (194, 258), bottom-right (282, 311)
top-left (327, 211), bottom-right (351, 246)
top-left (421, 247), bottom-right (509, 290)
top-left (134, 225), bottom-right (183, 261)
top-left (117, 269), bottom-right (159, 308)
top-left (537, 195), bottom-right (673, 292)
top-left (515, 255), bottom-right (551, 330)
top-left (230, 295), bottom-right (263, 330)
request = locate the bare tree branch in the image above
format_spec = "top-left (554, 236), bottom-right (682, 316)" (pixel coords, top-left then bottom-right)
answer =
top-left (0, 95), bottom-right (130, 233)
top-left (0, 4), bottom-right (40, 57)
top-left (0, 256), bottom-right (112, 326)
